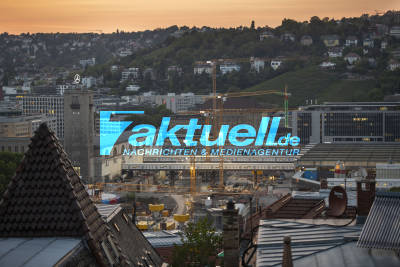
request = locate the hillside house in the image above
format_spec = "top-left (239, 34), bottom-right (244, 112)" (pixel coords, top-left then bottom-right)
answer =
top-left (328, 47), bottom-right (343, 58)
top-left (270, 59), bottom-right (283, 70)
top-left (321, 35), bottom-right (340, 47)
top-left (281, 33), bottom-right (295, 42)
top-left (320, 61), bottom-right (336, 69)
top-left (363, 38), bottom-right (374, 48)
top-left (259, 31), bottom-right (275, 41)
top-left (345, 36), bottom-right (358, 47)
top-left (121, 67), bottom-right (140, 81)
top-left (194, 62), bottom-right (213, 75)
top-left (344, 53), bottom-right (361, 65)
top-left (388, 59), bottom-right (400, 71)
top-left (300, 35), bottom-right (313, 46)
top-left (250, 57), bottom-right (265, 72)
top-left (220, 62), bottom-right (241, 75)
top-left (389, 26), bottom-right (400, 39)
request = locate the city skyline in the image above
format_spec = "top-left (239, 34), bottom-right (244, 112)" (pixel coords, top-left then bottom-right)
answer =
top-left (1, 0), bottom-right (399, 34)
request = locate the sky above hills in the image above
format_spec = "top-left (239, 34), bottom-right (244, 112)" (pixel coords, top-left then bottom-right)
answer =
top-left (1, 0), bottom-right (399, 33)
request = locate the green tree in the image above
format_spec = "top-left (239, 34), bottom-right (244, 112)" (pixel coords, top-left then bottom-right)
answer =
top-left (0, 152), bottom-right (23, 196)
top-left (171, 218), bottom-right (222, 267)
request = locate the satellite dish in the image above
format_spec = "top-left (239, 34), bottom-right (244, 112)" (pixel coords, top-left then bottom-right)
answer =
top-left (328, 186), bottom-right (347, 217)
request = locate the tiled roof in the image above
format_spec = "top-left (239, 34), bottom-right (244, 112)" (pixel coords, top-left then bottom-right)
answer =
top-left (357, 192), bottom-right (400, 251)
top-left (97, 204), bottom-right (164, 266)
top-left (0, 123), bottom-right (121, 266)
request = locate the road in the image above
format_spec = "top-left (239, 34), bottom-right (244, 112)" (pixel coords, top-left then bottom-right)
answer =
top-left (171, 194), bottom-right (186, 215)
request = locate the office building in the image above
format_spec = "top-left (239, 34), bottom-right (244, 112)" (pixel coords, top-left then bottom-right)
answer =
top-left (0, 114), bottom-right (56, 138)
top-left (292, 102), bottom-right (400, 144)
top-left (22, 95), bottom-right (64, 139)
top-left (138, 92), bottom-right (207, 113)
top-left (121, 68), bottom-right (140, 81)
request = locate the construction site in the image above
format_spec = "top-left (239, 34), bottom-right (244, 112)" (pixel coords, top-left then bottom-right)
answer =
top-left (85, 60), bottom-right (400, 265)
top-left (88, 59), bottom-right (299, 235)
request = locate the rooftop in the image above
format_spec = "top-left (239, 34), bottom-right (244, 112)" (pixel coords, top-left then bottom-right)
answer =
top-left (357, 192), bottom-right (400, 251)
top-left (0, 123), bottom-right (130, 266)
top-left (0, 237), bottom-right (82, 267)
top-left (293, 241), bottom-right (400, 267)
top-left (299, 143), bottom-right (400, 165)
top-left (256, 219), bottom-right (362, 267)
top-left (143, 230), bottom-right (183, 248)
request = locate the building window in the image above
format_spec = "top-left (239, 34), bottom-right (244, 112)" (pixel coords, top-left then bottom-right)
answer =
top-left (72, 96), bottom-right (79, 105)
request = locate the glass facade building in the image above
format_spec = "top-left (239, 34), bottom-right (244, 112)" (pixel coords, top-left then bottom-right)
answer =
top-left (292, 102), bottom-right (400, 144)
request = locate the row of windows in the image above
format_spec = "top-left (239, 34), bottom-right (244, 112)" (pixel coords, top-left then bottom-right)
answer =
top-left (1, 145), bottom-right (26, 153)
top-left (296, 112), bottom-right (400, 143)
top-left (324, 113), bottom-right (383, 137)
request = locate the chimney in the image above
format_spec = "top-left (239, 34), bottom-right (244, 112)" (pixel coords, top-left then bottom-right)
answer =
top-left (320, 178), bottom-right (328, 189)
top-left (282, 236), bottom-right (293, 267)
top-left (356, 171), bottom-right (376, 224)
top-left (223, 199), bottom-right (239, 267)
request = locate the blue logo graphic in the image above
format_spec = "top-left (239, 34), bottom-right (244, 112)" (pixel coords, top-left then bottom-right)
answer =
top-left (100, 111), bottom-right (144, 155)
top-left (100, 111), bottom-right (300, 156)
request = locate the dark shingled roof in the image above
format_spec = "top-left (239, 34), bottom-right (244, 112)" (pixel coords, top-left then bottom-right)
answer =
top-left (357, 192), bottom-right (400, 251)
top-left (97, 204), bottom-right (164, 266)
top-left (0, 123), bottom-right (129, 266)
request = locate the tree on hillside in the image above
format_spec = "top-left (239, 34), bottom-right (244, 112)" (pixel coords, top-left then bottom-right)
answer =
top-left (171, 218), bottom-right (222, 267)
top-left (0, 152), bottom-right (23, 196)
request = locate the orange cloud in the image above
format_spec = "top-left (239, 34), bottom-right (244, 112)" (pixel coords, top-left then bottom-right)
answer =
top-left (0, 0), bottom-right (399, 33)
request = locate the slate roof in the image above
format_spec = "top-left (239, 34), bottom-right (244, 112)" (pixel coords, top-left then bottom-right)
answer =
top-left (357, 192), bottom-right (400, 251)
top-left (0, 123), bottom-right (128, 266)
top-left (96, 204), bottom-right (164, 266)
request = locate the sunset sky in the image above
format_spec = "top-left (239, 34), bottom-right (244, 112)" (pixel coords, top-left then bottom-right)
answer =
top-left (1, 0), bottom-right (399, 33)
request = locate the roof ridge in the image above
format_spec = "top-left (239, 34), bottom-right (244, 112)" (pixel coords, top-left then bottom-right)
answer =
top-left (0, 123), bottom-right (113, 266)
